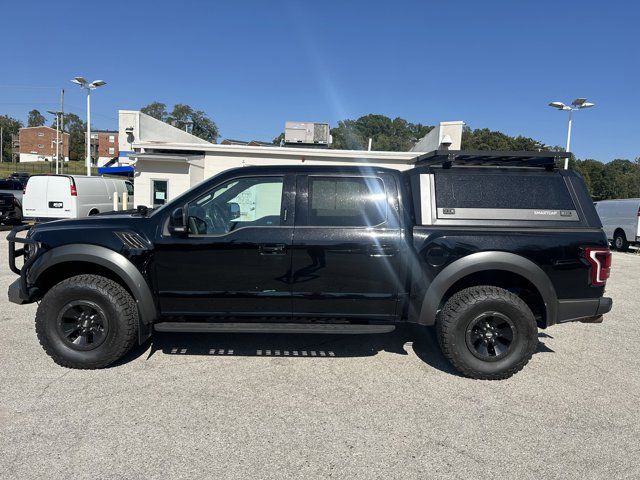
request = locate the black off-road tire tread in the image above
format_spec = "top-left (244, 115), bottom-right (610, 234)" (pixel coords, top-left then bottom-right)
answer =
top-left (35, 274), bottom-right (138, 369)
top-left (436, 285), bottom-right (537, 380)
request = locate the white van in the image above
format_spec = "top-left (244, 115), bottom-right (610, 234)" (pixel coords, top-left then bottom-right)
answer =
top-left (594, 198), bottom-right (640, 251)
top-left (23, 175), bottom-right (134, 220)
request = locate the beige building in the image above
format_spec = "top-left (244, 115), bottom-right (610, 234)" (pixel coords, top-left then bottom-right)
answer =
top-left (118, 110), bottom-right (462, 208)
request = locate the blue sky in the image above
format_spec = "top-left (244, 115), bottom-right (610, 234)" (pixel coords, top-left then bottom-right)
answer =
top-left (1, 0), bottom-right (637, 161)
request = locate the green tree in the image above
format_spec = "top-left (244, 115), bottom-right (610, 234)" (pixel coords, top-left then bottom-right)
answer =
top-left (60, 113), bottom-right (87, 162)
top-left (141, 102), bottom-right (168, 121)
top-left (604, 159), bottom-right (640, 199)
top-left (461, 127), bottom-right (541, 151)
top-left (168, 104), bottom-right (219, 142)
top-left (141, 102), bottom-right (219, 143)
top-left (272, 132), bottom-right (285, 145)
top-left (0, 115), bottom-right (23, 162)
top-left (27, 109), bottom-right (46, 127)
top-left (573, 158), bottom-right (640, 200)
top-left (330, 114), bottom-right (432, 151)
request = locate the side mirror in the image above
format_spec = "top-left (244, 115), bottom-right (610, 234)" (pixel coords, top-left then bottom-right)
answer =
top-left (136, 205), bottom-right (149, 216)
top-left (228, 202), bottom-right (241, 220)
top-left (168, 207), bottom-right (187, 235)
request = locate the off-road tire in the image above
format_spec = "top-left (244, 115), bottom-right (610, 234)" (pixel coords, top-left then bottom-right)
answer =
top-left (613, 230), bottom-right (629, 252)
top-left (436, 286), bottom-right (538, 380)
top-left (35, 274), bottom-right (138, 369)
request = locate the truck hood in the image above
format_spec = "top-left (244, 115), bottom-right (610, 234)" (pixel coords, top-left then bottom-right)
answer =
top-left (25, 212), bottom-right (159, 251)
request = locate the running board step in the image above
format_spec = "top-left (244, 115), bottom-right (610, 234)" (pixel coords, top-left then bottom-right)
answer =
top-left (154, 322), bottom-right (395, 334)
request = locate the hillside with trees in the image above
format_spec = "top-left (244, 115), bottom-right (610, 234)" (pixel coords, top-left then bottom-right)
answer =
top-left (273, 113), bottom-right (638, 200)
top-left (2, 108), bottom-right (637, 200)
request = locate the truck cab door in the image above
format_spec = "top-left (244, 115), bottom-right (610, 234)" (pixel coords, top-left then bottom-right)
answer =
top-left (153, 173), bottom-right (295, 316)
top-left (290, 172), bottom-right (404, 320)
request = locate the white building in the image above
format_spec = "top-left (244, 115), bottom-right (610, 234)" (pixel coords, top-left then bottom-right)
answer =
top-left (118, 110), bottom-right (462, 208)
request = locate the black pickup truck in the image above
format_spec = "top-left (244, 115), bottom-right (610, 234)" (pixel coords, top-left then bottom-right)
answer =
top-left (7, 151), bottom-right (612, 379)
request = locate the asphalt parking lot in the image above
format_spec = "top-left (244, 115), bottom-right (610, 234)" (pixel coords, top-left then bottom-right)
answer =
top-left (0, 234), bottom-right (638, 480)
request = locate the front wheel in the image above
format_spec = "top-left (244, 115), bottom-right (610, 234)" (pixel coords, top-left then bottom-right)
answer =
top-left (436, 286), bottom-right (538, 380)
top-left (35, 274), bottom-right (138, 369)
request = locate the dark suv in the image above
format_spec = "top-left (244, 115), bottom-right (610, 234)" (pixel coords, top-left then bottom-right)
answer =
top-left (7, 151), bottom-right (612, 379)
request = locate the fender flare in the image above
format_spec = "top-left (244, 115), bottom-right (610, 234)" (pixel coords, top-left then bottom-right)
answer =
top-left (418, 251), bottom-right (558, 326)
top-left (29, 244), bottom-right (158, 328)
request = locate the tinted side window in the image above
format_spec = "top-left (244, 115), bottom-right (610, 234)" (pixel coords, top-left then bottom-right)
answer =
top-left (435, 172), bottom-right (575, 209)
top-left (187, 176), bottom-right (283, 235)
top-left (434, 171), bottom-right (578, 221)
top-left (308, 176), bottom-right (386, 227)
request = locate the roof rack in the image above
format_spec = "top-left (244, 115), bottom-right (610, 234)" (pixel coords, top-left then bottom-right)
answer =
top-left (415, 149), bottom-right (570, 170)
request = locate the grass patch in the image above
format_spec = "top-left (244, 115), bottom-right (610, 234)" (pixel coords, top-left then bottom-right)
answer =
top-left (0, 161), bottom-right (98, 177)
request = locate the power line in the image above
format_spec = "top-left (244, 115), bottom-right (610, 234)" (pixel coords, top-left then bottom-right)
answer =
top-left (0, 84), bottom-right (58, 90)
top-left (0, 102), bottom-right (60, 106)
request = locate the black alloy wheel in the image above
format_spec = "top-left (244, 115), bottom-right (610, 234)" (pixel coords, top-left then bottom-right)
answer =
top-left (56, 300), bottom-right (109, 351)
top-left (465, 312), bottom-right (515, 361)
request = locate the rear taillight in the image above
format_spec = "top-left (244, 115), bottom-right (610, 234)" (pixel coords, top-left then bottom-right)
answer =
top-left (637, 206), bottom-right (640, 217)
top-left (70, 184), bottom-right (77, 196)
top-left (584, 247), bottom-right (612, 286)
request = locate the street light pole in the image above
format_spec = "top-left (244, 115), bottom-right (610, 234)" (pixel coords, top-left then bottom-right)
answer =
top-left (548, 98), bottom-right (594, 170)
top-left (86, 88), bottom-right (91, 176)
top-left (71, 77), bottom-right (106, 177)
top-left (565, 108), bottom-right (574, 164)
top-left (55, 115), bottom-right (60, 174)
top-left (60, 89), bottom-right (65, 174)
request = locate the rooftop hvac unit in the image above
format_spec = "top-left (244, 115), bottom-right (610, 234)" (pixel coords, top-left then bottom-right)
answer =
top-left (284, 122), bottom-right (331, 146)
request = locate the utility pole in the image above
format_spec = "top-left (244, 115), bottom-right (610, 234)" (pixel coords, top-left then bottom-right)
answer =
top-left (1, 127), bottom-right (3, 163)
top-left (12, 134), bottom-right (17, 169)
top-left (48, 90), bottom-right (65, 174)
top-left (48, 111), bottom-right (60, 174)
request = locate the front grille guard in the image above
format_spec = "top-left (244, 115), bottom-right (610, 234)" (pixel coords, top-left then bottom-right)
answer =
top-left (7, 225), bottom-right (38, 275)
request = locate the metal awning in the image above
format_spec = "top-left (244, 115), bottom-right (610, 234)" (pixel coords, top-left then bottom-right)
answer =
top-left (127, 152), bottom-right (204, 162)
top-left (97, 165), bottom-right (134, 176)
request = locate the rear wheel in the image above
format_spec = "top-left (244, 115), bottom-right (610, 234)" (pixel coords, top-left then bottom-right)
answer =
top-left (436, 286), bottom-right (538, 380)
top-left (613, 230), bottom-right (629, 252)
top-left (35, 274), bottom-right (138, 369)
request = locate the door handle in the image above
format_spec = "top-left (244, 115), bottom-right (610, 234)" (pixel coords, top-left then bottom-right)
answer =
top-left (368, 245), bottom-right (397, 257)
top-left (259, 244), bottom-right (286, 255)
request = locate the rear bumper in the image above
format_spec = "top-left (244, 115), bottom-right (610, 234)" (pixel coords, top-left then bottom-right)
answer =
top-left (556, 297), bottom-right (612, 324)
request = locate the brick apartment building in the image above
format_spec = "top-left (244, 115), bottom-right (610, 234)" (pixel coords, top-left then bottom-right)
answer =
top-left (90, 130), bottom-right (119, 167)
top-left (18, 126), bottom-right (70, 163)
